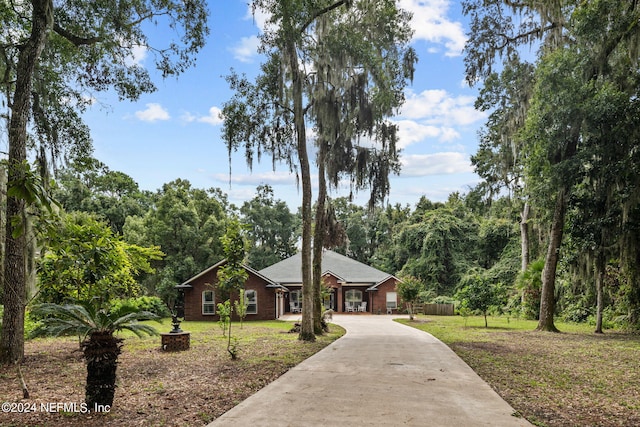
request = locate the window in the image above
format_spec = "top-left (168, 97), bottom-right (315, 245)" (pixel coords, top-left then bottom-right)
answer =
top-left (345, 289), bottom-right (363, 303)
top-left (386, 292), bottom-right (397, 309)
top-left (245, 289), bottom-right (257, 314)
top-left (202, 290), bottom-right (215, 314)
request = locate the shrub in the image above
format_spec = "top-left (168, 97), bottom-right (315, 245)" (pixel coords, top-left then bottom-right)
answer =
top-left (109, 296), bottom-right (171, 318)
top-left (515, 259), bottom-right (544, 320)
top-left (24, 309), bottom-right (43, 339)
top-left (562, 298), bottom-right (593, 323)
top-left (431, 295), bottom-right (457, 305)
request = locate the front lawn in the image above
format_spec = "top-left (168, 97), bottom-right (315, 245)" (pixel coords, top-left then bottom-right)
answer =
top-left (0, 320), bottom-right (344, 427)
top-left (397, 315), bottom-right (640, 427)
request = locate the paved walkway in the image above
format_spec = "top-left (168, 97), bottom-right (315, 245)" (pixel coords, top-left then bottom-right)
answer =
top-left (207, 315), bottom-right (532, 427)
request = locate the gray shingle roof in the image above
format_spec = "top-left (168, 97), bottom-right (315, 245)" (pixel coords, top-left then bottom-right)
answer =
top-left (258, 250), bottom-right (393, 284)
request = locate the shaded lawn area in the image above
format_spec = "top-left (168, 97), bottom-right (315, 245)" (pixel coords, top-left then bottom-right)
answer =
top-left (398, 315), bottom-right (640, 427)
top-left (0, 320), bottom-right (344, 427)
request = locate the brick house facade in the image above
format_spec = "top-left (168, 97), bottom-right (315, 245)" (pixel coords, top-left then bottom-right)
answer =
top-left (177, 250), bottom-right (401, 321)
top-left (176, 260), bottom-right (287, 321)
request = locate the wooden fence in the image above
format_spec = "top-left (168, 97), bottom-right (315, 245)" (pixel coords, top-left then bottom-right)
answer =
top-left (411, 303), bottom-right (455, 316)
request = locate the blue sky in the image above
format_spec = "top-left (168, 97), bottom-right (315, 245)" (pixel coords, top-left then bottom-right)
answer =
top-left (82, 0), bottom-right (487, 209)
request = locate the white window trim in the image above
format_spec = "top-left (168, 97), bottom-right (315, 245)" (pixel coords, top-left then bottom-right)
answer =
top-left (202, 290), bottom-right (215, 315)
top-left (245, 289), bottom-right (258, 314)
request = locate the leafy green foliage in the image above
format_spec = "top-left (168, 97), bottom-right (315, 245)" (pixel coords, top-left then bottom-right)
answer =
top-left (109, 296), bottom-right (171, 318)
top-left (124, 179), bottom-right (228, 303)
top-left (37, 212), bottom-right (163, 305)
top-left (240, 185), bottom-right (299, 270)
top-left (217, 300), bottom-right (231, 337)
top-left (396, 276), bottom-right (424, 320)
top-left (29, 302), bottom-right (159, 341)
top-left (29, 301), bottom-right (159, 408)
top-left (54, 158), bottom-right (152, 233)
top-left (234, 289), bottom-right (248, 329)
top-left (217, 218), bottom-right (249, 294)
top-left (514, 259), bottom-right (544, 320)
top-left (456, 272), bottom-right (505, 328)
top-left (217, 218), bottom-right (248, 359)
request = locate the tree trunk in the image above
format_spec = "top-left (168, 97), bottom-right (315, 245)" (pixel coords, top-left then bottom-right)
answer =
top-left (536, 188), bottom-right (566, 332)
top-left (0, 0), bottom-right (53, 365)
top-left (83, 332), bottom-right (122, 408)
top-left (520, 201), bottom-right (530, 272)
top-left (287, 40), bottom-right (315, 342)
top-left (594, 251), bottom-right (605, 334)
top-left (312, 145), bottom-right (327, 335)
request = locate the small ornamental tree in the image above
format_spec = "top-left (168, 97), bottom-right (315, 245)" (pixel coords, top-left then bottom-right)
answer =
top-left (456, 272), bottom-right (500, 328)
top-left (30, 302), bottom-right (159, 408)
top-left (217, 300), bottom-right (231, 337)
top-left (217, 218), bottom-right (248, 359)
top-left (234, 289), bottom-right (248, 329)
top-left (396, 276), bottom-right (424, 321)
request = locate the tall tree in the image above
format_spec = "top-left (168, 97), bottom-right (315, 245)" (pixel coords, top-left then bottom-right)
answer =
top-left (0, 0), bottom-right (208, 363)
top-left (54, 158), bottom-right (151, 233)
top-left (240, 185), bottom-right (299, 270)
top-left (472, 58), bottom-right (536, 272)
top-left (309, 1), bottom-right (415, 333)
top-left (466, 0), bottom-right (640, 331)
top-left (222, 0), bottom-right (415, 339)
top-left (463, 0), bottom-right (573, 332)
top-left (125, 179), bottom-right (227, 303)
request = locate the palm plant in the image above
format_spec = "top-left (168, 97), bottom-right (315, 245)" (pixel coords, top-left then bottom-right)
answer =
top-left (30, 302), bottom-right (159, 408)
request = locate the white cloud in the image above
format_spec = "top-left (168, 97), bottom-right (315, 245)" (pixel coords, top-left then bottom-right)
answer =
top-left (394, 89), bottom-right (485, 148)
top-left (396, 120), bottom-right (459, 148)
top-left (200, 106), bottom-right (223, 125)
top-left (212, 171), bottom-right (300, 186)
top-left (244, 5), bottom-right (271, 31)
top-left (400, 0), bottom-right (467, 57)
top-left (125, 44), bottom-right (148, 67)
top-left (400, 89), bottom-right (485, 126)
top-left (400, 152), bottom-right (474, 176)
top-left (183, 106), bottom-right (223, 126)
top-left (134, 103), bottom-right (170, 122)
top-left (230, 35), bottom-right (260, 63)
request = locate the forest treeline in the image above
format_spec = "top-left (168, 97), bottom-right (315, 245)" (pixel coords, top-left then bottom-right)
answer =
top-left (2, 149), bottom-right (636, 330)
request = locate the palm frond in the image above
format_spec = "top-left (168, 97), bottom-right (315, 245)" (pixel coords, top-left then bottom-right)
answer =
top-left (30, 303), bottom-right (160, 338)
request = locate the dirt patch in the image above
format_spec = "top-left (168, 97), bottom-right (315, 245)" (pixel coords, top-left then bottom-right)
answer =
top-left (0, 324), bottom-right (342, 427)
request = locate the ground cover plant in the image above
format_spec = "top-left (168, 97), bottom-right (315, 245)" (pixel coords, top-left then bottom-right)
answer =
top-left (0, 320), bottom-right (344, 426)
top-left (398, 316), bottom-right (640, 427)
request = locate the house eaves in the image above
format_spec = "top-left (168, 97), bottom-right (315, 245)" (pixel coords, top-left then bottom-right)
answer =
top-left (176, 259), bottom-right (284, 290)
top-left (366, 275), bottom-right (401, 291)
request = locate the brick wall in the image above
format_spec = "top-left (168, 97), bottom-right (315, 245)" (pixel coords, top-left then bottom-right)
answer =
top-left (369, 277), bottom-right (400, 314)
top-left (181, 264), bottom-right (277, 321)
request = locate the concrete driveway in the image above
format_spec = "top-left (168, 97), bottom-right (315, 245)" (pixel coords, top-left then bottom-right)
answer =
top-left (207, 315), bottom-right (532, 426)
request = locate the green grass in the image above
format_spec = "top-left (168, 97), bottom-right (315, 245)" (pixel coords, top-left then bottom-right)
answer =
top-left (395, 315), bottom-right (594, 343)
top-left (117, 318), bottom-right (337, 352)
top-left (397, 315), bottom-right (640, 427)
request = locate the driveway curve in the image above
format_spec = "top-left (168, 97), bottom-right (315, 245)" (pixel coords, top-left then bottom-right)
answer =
top-left (207, 315), bottom-right (532, 427)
